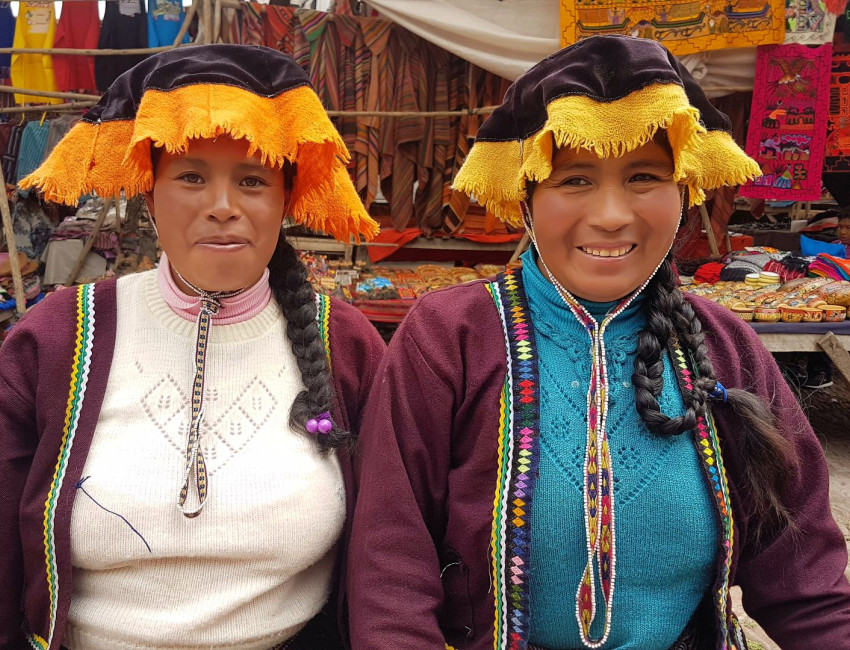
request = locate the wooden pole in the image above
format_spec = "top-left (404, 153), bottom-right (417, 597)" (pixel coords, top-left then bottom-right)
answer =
top-left (203, 0), bottom-right (214, 45)
top-left (324, 106), bottom-right (499, 118)
top-left (0, 46), bottom-right (179, 56)
top-left (698, 203), bottom-right (720, 258)
top-left (0, 102), bottom-right (97, 115)
top-left (213, 0), bottom-right (223, 44)
top-left (0, 86), bottom-right (101, 102)
top-left (509, 231), bottom-right (531, 264)
top-left (66, 198), bottom-right (113, 286)
top-left (0, 169), bottom-right (27, 315)
top-left (818, 332), bottom-right (850, 385)
top-left (173, 0), bottom-right (199, 47)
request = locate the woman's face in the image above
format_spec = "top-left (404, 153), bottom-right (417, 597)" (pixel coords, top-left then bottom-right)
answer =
top-left (530, 138), bottom-right (682, 302)
top-left (145, 136), bottom-right (286, 293)
top-left (837, 218), bottom-right (850, 245)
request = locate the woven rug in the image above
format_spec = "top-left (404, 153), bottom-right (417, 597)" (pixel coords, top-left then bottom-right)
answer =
top-left (740, 42), bottom-right (833, 200)
top-left (825, 45), bottom-right (850, 174)
top-left (559, 0), bottom-right (784, 55)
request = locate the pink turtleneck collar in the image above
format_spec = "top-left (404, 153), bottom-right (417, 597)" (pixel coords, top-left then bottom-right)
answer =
top-left (157, 252), bottom-right (272, 325)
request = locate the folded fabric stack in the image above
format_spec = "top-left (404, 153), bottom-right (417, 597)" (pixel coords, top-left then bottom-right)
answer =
top-left (808, 254), bottom-right (850, 281)
top-left (693, 261), bottom-right (725, 284)
top-left (720, 252), bottom-right (773, 281)
top-left (763, 254), bottom-right (809, 284)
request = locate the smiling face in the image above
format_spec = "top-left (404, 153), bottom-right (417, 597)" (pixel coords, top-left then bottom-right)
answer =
top-left (145, 136), bottom-right (287, 293)
top-left (529, 137), bottom-right (682, 303)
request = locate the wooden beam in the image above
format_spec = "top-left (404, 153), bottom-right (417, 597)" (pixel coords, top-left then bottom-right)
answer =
top-left (817, 331), bottom-right (850, 385)
top-left (66, 199), bottom-right (113, 286)
top-left (0, 102), bottom-right (97, 115)
top-left (0, 86), bottom-right (101, 102)
top-left (699, 203), bottom-right (720, 258)
top-left (0, 167), bottom-right (27, 315)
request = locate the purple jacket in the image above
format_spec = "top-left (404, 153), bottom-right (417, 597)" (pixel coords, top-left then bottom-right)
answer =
top-left (347, 277), bottom-right (850, 650)
top-left (0, 279), bottom-right (386, 650)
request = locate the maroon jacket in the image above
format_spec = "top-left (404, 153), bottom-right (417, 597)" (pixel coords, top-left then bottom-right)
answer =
top-left (0, 279), bottom-right (385, 650)
top-left (347, 277), bottom-right (850, 650)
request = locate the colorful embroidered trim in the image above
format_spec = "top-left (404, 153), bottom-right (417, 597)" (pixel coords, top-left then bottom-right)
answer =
top-left (316, 293), bottom-right (332, 370)
top-left (486, 269), bottom-right (542, 650)
top-left (669, 340), bottom-right (737, 650)
top-left (34, 283), bottom-right (96, 650)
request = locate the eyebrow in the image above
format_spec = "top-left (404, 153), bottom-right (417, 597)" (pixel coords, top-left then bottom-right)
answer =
top-left (552, 158), bottom-right (673, 173)
top-left (171, 158), bottom-right (271, 173)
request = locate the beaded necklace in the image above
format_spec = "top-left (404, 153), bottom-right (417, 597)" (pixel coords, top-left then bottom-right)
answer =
top-left (172, 269), bottom-right (247, 518)
top-left (522, 203), bottom-right (672, 648)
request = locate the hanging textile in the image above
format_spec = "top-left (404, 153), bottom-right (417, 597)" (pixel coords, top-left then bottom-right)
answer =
top-left (824, 45), bottom-right (850, 173)
top-left (95, 0), bottom-right (148, 92)
top-left (148, 0), bottom-right (190, 47)
top-left (0, 2), bottom-right (15, 70)
top-left (265, 5), bottom-right (296, 52)
top-left (16, 120), bottom-right (50, 197)
top-left (1, 124), bottom-right (23, 183)
top-left (53, 1), bottom-right (99, 92)
top-left (11, 2), bottom-right (60, 105)
top-left (740, 43), bottom-right (833, 200)
top-left (240, 2), bottom-right (265, 45)
top-left (784, 0), bottom-right (838, 44)
top-left (560, 0), bottom-right (785, 56)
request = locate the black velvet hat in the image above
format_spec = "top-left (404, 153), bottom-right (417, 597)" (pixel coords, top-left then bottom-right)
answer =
top-left (453, 35), bottom-right (760, 226)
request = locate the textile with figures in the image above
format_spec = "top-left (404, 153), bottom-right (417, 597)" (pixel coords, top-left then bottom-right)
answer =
top-left (740, 43), bottom-right (833, 200)
top-left (784, 0), bottom-right (838, 43)
top-left (825, 45), bottom-right (850, 173)
top-left (559, 0), bottom-right (784, 56)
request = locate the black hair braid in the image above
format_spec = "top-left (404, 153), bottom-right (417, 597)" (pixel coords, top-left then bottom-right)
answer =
top-left (664, 261), bottom-right (795, 544)
top-left (632, 258), bottom-right (699, 436)
top-left (267, 236), bottom-right (348, 451)
top-left (634, 255), bottom-right (795, 545)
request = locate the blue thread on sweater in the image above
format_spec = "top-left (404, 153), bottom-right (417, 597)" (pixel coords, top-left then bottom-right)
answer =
top-left (75, 476), bottom-right (152, 553)
top-left (521, 250), bottom-right (717, 650)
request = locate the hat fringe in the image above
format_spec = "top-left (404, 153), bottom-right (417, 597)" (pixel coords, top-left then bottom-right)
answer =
top-left (21, 83), bottom-right (378, 242)
top-left (453, 82), bottom-right (760, 222)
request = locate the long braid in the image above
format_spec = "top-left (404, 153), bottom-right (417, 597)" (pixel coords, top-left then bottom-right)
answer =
top-left (268, 235), bottom-right (348, 451)
top-left (633, 255), bottom-right (795, 545)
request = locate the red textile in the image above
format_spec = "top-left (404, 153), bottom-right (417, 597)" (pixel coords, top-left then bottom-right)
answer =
top-left (741, 43), bottom-right (833, 201)
top-left (453, 232), bottom-right (523, 244)
top-left (53, 1), bottom-right (99, 92)
top-left (693, 262), bottom-right (725, 284)
top-left (367, 227), bottom-right (423, 262)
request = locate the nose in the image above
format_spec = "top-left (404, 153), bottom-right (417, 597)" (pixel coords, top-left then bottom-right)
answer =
top-left (585, 187), bottom-right (634, 232)
top-left (206, 178), bottom-right (242, 222)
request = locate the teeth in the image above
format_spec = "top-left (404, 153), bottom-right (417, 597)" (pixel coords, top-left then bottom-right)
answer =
top-left (583, 246), bottom-right (632, 258)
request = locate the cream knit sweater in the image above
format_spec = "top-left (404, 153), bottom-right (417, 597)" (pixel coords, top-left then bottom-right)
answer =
top-left (63, 270), bottom-right (345, 650)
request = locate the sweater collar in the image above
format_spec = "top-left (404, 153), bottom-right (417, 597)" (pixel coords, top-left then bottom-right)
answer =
top-left (157, 252), bottom-right (272, 325)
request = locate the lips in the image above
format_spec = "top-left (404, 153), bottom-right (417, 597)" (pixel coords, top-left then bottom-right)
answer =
top-left (196, 235), bottom-right (250, 246)
top-left (580, 244), bottom-right (636, 258)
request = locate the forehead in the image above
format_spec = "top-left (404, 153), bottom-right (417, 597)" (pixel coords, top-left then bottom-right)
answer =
top-left (551, 138), bottom-right (673, 168)
top-left (157, 136), bottom-right (270, 167)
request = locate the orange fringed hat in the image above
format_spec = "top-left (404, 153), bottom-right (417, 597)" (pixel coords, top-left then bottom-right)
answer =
top-left (20, 44), bottom-right (378, 242)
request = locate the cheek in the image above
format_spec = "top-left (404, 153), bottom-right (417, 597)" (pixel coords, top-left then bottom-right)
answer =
top-left (530, 190), bottom-right (581, 240)
top-left (635, 189), bottom-right (682, 243)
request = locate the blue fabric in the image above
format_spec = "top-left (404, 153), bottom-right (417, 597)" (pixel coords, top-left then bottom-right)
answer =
top-left (800, 235), bottom-right (846, 259)
top-left (15, 121), bottom-right (50, 198)
top-left (0, 2), bottom-right (15, 68)
top-left (147, 0), bottom-right (189, 48)
top-left (521, 249), bottom-right (718, 650)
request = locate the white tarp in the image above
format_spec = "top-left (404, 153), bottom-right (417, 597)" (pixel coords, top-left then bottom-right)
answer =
top-left (363, 0), bottom-right (755, 97)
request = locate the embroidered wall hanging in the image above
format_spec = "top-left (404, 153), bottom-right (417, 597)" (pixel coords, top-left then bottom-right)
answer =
top-left (740, 42), bottom-right (833, 200)
top-left (559, 0), bottom-right (785, 56)
top-left (783, 0), bottom-right (838, 44)
top-left (824, 45), bottom-right (850, 173)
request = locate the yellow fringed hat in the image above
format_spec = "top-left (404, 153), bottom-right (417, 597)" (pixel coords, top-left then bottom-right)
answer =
top-left (453, 35), bottom-right (761, 227)
top-left (20, 44), bottom-right (378, 242)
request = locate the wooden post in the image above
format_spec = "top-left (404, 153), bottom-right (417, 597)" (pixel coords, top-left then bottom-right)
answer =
top-left (817, 332), bottom-right (850, 385)
top-left (66, 198), bottom-right (113, 286)
top-left (0, 168), bottom-right (26, 315)
top-left (699, 203), bottom-right (720, 258)
top-left (173, 0), bottom-right (199, 47)
top-left (509, 231), bottom-right (531, 264)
